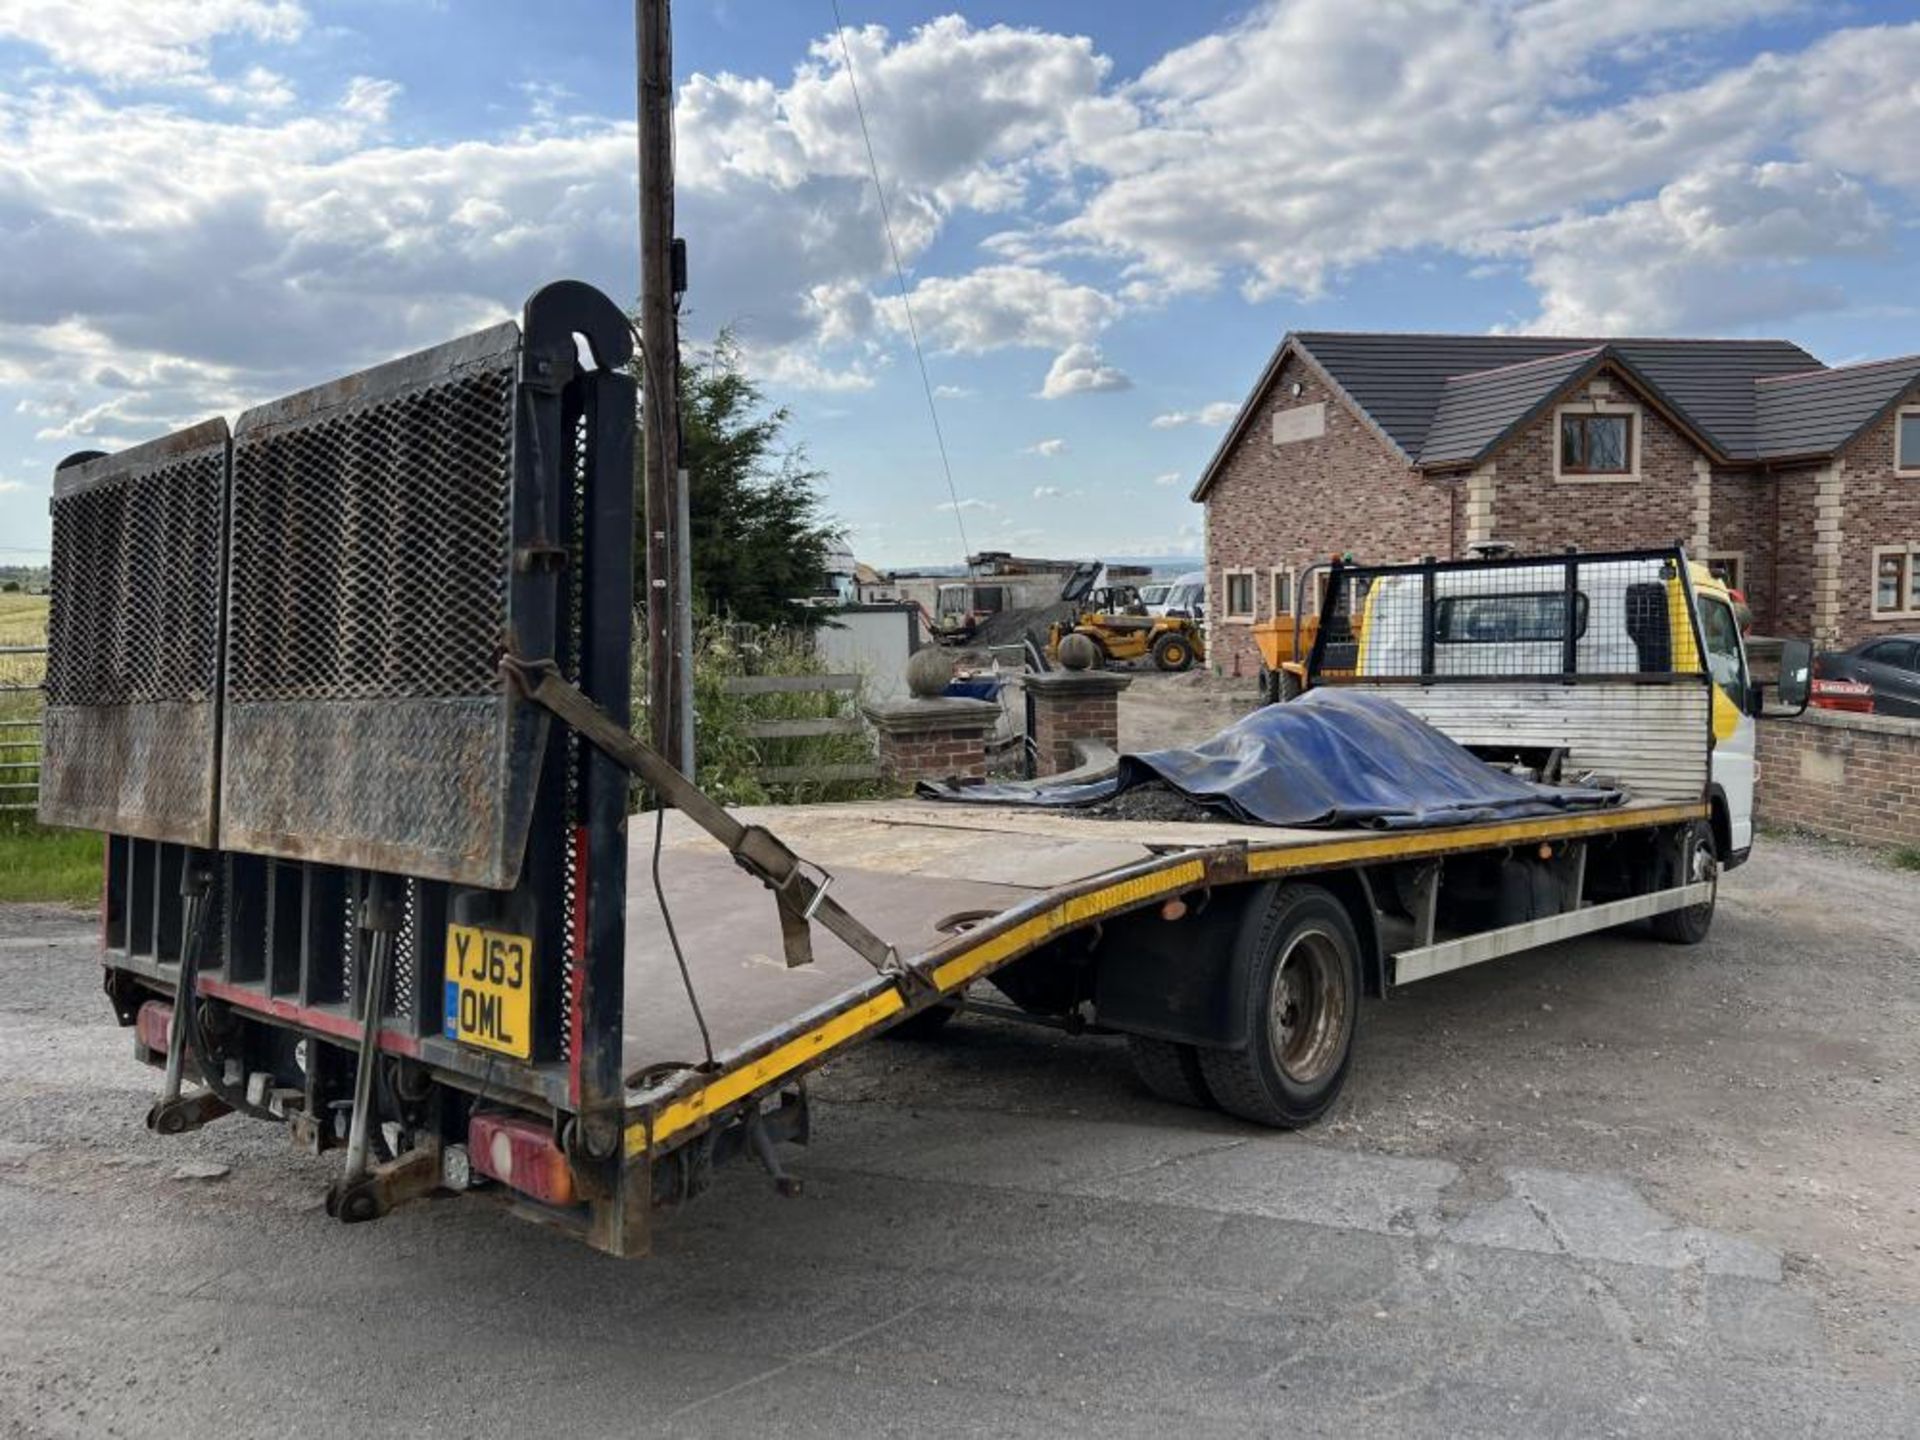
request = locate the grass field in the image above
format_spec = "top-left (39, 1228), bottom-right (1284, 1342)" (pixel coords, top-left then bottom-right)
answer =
top-left (0, 593), bottom-right (97, 906)
top-left (0, 591), bottom-right (48, 646)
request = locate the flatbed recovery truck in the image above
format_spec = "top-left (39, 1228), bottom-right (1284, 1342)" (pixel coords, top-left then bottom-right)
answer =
top-left (36, 281), bottom-right (1811, 1256)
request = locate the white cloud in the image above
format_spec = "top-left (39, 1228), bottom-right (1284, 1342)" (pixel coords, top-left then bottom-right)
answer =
top-left (0, 1), bottom-right (308, 90)
top-left (935, 497), bottom-right (995, 513)
top-left (1047, 3), bottom-right (1920, 331)
top-left (1038, 342), bottom-right (1130, 399)
top-left (1032, 484), bottom-right (1064, 498)
top-left (1150, 401), bottom-right (1237, 428)
top-left (1025, 437), bottom-right (1067, 457)
top-left (1495, 162), bottom-right (1888, 333)
top-left (887, 266), bottom-right (1119, 355)
top-left (1152, 470), bottom-right (1182, 486)
top-left (932, 383), bottom-right (974, 399)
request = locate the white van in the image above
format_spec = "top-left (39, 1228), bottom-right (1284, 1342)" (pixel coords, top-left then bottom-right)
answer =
top-left (1155, 570), bottom-right (1206, 619)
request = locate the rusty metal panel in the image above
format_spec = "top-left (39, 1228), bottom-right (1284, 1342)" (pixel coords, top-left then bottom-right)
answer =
top-left (39, 420), bottom-right (230, 845)
top-left (221, 322), bottom-right (547, 887)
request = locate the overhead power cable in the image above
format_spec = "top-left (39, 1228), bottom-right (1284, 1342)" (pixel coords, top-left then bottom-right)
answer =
top-left (828, 0), bottom-right (973, 575)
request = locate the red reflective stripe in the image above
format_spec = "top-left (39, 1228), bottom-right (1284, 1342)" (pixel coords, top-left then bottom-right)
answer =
top-left (195, 976), bottom-right (422, 1057)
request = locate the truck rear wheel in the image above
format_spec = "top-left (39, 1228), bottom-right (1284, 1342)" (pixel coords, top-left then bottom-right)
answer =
top-left (1199, 884), bottom-right (1359, 1128)
top-left (1649, 820), bottom-right (1717, 944)
top-left (1127, 1036), bottom-right (1216, 1109)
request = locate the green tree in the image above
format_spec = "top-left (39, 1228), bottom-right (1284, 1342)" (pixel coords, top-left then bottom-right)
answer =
top-left (638, 331), bottom-right (839, 627)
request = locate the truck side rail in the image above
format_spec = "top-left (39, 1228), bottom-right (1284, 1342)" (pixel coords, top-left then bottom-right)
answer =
top-left (622, 798), bottom-right (1707, 1160)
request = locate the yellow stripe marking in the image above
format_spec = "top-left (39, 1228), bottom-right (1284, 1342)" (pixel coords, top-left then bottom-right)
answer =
top-left (1245, 803), bottom-right (1706, 875)
top-left (627, 805), bottom-right (1703, 1157)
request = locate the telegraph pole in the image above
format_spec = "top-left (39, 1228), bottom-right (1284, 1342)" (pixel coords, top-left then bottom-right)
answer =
top-left (637, 0), bottom-right (688, 772)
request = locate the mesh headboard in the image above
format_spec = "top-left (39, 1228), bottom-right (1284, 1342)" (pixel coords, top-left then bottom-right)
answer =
top-left (218, 322), bottom-right (549, 887)
top-left (39, 420), bottom-right (231, 845)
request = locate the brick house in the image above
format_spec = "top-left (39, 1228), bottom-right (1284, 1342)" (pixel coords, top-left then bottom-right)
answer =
top-left (1192, 332), bottom-right (1920, 677)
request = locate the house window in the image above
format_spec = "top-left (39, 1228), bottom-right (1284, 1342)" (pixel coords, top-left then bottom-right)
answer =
top-left (1559, 412), bottom-right (1634, 476)
top-left (1270, 567), bottom-right (1295, 618)
top-left (1898, 410), bottom-right (1920, 474)
top-left (1705, 553), bottom-right (1743, 592)
top-left (1874, 546), bottom-right (1920, 616)
top-left (1223, 570), bottom-right (1256, 621)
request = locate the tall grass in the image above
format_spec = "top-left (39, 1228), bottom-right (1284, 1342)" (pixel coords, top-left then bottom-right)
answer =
top-left (635, 613), bottom-right (893, 808)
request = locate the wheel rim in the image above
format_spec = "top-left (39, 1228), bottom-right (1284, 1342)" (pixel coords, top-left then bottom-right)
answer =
top-left (1684, 834), bottom-right (1718, 919)
top-left (1266, 926), bottom-right (1349, 1084)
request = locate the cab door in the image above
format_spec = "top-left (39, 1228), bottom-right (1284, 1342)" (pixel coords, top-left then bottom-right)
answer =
top-left (1697, 593), bottom-right (1755, 853)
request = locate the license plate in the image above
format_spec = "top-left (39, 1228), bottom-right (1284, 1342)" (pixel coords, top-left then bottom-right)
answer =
top-left (443, 924), bottom-right (534, 1059)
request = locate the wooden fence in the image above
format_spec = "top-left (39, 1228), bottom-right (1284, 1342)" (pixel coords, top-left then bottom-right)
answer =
top-left (720, 673), bottom-right (879, 785)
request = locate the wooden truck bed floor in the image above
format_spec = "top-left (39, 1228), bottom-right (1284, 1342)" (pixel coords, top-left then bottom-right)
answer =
top-left (620, 796), bottom-right (1702, 1155)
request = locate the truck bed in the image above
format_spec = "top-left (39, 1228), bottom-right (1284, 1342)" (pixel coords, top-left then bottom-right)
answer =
top-left (621, 795), bottom-right (1701, 1157)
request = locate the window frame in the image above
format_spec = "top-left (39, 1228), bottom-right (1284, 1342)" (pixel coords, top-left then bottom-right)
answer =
top-left (1697, 592), bottom-right (1750, 712)
top-left (1871, 545), bottom-right (1920, 619)
top-left (1554, 404), bottom-right (1640, 482)
top-left (1431, 590), bottom-right (1591, 646)
top-left (1269, 566), bottom-right (1296, 620)
top-left (1221, 568), bottom-right (1257, 623)
top-left (1897, 408), bottom-right (1920, 477)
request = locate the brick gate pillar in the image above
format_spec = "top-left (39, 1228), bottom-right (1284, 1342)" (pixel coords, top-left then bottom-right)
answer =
top-left (1023, 670), bottom-right (1131, 776)
top-left (861, 697), bottom-right (1002, 786)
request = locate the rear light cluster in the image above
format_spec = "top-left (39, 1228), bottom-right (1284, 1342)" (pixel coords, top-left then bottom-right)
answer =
top-left (468, 1113), bottom-right (576, 1206)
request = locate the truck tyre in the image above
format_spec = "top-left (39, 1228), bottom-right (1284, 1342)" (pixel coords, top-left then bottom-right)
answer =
top-left (1649, 820), bottom-right (1717, 944)
top-left (1152, 633), bottom-right (1196, 672)
top-left (1198, 884), bottom-right (1360, 1128)
top-left (1127, 1036), bottom-right (1216, 1109)
top-left (1277, 667), bottom-right (1303, 702)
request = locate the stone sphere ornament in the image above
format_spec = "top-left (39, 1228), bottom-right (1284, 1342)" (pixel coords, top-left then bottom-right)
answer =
top-left (1057, 633), bottom-right (1101, 672)
top-left (906, 645), bottom-right (956, 698)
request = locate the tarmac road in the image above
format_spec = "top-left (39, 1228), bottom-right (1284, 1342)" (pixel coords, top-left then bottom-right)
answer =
top-left (0, 833), bottom-right (1915, 1438)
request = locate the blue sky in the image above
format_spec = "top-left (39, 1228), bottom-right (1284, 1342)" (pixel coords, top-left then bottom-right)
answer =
top-left (4, 1), bottom-right (1920, 571)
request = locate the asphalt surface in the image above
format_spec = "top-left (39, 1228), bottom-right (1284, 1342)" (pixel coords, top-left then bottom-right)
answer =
top-left (0, 834), bottom-right (1916, 1438)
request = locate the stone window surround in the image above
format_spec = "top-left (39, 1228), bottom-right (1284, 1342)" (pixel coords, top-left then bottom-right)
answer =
top-left (1554, 398), bottom-right (1642, 483)
top-left (1221, 567), bottom-right (1257, 623)
top-left (1269, 565), bottom-right (1296, 619)
top-left (1871, 543), bottom-right (1920, 619)
top-left (1897, 407), bottom-right (1920, 476)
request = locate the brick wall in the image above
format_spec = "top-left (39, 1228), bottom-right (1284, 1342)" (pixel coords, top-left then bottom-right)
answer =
top-left (1756, 707), bottom-right (1920, 849)
top-left (1201, 354), bottom-right (1450, 676)
top-left (1027, 677), bottom-right (1125, 776)
top-left (1769, 464), bottom-right (1824, 641)
top-left (1834, 387), bottom-right (1920, 641)
top-left (873, 724), bottom-right (989, 784)
top-left (1481, 375), bottom-right (1702, 553)
top-left (1707, 470), bottom-right (1778, 631)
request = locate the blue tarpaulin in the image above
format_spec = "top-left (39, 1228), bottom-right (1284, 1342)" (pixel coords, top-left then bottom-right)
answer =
top-left (919, 688), bottom-right (1621, 829)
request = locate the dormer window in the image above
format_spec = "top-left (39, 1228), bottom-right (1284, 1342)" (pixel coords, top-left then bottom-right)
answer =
top-left (1560, 413), bottom-right (1633, 475)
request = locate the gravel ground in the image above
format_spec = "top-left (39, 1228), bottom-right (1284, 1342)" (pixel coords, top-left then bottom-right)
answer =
top-left (0, 827), bottom-right (1915, 1437)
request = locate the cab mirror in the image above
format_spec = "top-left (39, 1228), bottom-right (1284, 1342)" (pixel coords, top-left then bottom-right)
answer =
top-left (1775, 638), bottom-right (1812, 713)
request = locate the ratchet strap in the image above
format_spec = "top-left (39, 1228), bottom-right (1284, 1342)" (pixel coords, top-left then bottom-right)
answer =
top-left (503, 656), bottom-right (913, 981)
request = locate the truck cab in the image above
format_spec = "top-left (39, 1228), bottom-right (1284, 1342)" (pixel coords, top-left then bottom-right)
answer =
top-left (1333, 554), bottom-right (1771, 866)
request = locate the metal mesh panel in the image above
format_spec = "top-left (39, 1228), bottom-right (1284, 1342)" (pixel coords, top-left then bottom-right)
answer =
top-left (38, 420), bottom-right (229, 844)
top-left (226, 370), bottom-right (512, 704)
top-left (220, 322), bottom-right (547, 887)
top-left (1308, 550), bottom-right (1706, 685)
